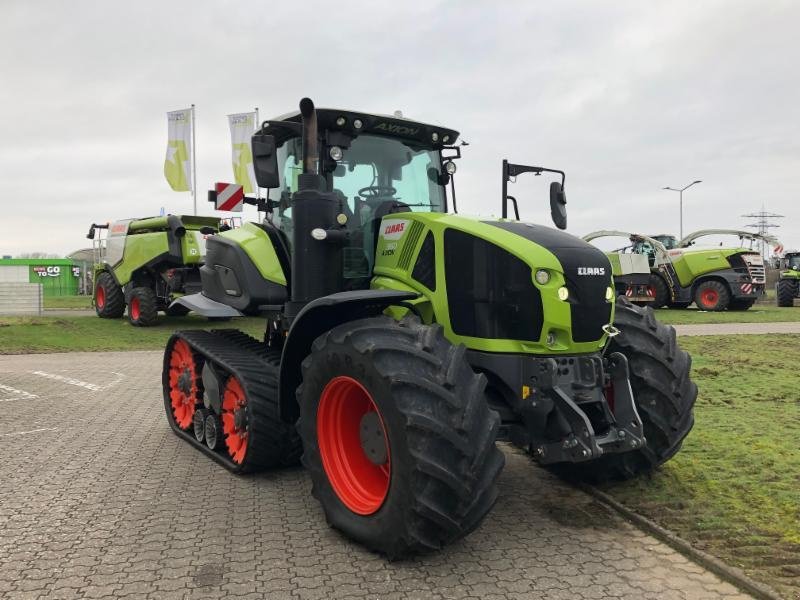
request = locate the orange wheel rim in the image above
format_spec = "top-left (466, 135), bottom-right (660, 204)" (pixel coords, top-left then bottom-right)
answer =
top-left (317, 376), bottom-right (391, 515)
top-left (221, 377), bottom-right (248, 464)
top-left (96, 285), bottom-right (105, 308)
top-left (701, 289), bottom-right (718, 307)
top-left (130, 297), bottom-right (141, 320)
top-left (168, 339), bottom-right (198, 429)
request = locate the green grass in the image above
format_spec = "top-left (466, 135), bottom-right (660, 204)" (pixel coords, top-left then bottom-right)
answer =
top-left (0, 315), bottom-right (266, 353)
top-left (42, 295), bottom-right (94, 310)
top-left (653, 302), bottom-right (800, 324)
top-left (601, 334), bottom-right (800, 597)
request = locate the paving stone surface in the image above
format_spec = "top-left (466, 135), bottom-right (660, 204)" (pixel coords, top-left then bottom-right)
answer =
top-left (0, 351), bottom-right (754, 599)
top-left (673, 321), bottom-right (800, 336)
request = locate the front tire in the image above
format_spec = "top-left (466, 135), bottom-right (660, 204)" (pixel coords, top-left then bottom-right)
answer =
top-left (297, 315), bottom-right (504, 558)
top-left (94, 272), bottom-right (124, 318)
top-left (128, 287), bottom-right (158, 326)
top-left (777, 279), bottom-right (797, 307)
top-left (549, 297), bottom-right (696, 484)
top-left (694, 280), bottom-right (730, 311)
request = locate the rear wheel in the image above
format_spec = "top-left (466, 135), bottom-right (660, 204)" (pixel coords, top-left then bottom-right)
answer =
top-left (128, 287), bottom-right (158, 326)
top-left (646, 274), bottom-right (669, 308)
top-left (94, 272), bottom-right (124, 318)
top-left (694, 280), bottom-right (730, 311)
top-left (549, 297), bottom-right (696, 484)
top-left (297, 315), bottom-right (504, 558)
top-left (777, 279), bottom-right (797, 307)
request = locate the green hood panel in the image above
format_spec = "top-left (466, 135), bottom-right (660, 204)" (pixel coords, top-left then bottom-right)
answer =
top-left (372, 213), bottom-right (614, 355)
top-left (666, 247), bottom-right (744, 287)
top-left (215, 222), bottom-right (286, 286)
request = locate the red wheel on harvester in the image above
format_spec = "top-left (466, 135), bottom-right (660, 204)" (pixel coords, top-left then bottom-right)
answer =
top-left (130, 296), bottom-right (141, 321)
top-left (694, 280), bottom-right (730, 311)
top-left (96, 285), bottom-right (106, 310)
top-left (168, 339), bottom-right (199, 429)
top-left (221, 376), bottom-right (251, 464)
top-left (317, 376), bottom-right (391, 515)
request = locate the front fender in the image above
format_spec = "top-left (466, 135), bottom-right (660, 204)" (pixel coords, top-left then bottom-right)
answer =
top-left (278, 289), bottom-right (418, 422)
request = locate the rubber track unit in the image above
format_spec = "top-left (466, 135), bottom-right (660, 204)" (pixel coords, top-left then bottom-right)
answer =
top-left (297, 315), bottom-right (505, 558)
top-left (95, 272), bottom-right (125, 318)
top-left (776, 278), bottom-right (797, 307)
top-left (162, 329), bottom-right (301, 473)
top-left (549, 296), bottom-right (697, 484)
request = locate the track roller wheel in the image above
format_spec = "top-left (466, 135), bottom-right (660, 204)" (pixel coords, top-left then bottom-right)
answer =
top-left (204, 414), bottom-right (223, 450)
top-left (193, 408), bottom-right (209, 442)
top-left (167, 339), bottom-right (201, 430)
top-left (221, 376), bottom-right (249, 464)
top-left (298, 315), bottom-right (504, 558)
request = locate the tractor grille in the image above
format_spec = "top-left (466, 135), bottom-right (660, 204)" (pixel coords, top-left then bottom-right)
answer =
top-left (559, 249), bottom-right (613, 343)
top-left (397, 221), bottom-right (424, 270)
top-left (741, 253), bottom-right (766, 284)
top-left (444, 229), bottom-right (543, 341)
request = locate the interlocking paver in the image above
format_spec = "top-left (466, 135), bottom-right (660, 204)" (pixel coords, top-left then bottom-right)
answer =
top-left (0, 351), bottom-right (756, 599)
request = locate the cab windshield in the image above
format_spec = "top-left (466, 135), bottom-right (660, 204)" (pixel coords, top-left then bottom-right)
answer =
top-left (274, 134), bottom-right (447, 280)
top-left (788, 254), bottom-right (800, 269)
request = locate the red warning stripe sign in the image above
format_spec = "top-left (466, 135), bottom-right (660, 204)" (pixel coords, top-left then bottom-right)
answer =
top-left (214, 182), bottom-right (244, 212)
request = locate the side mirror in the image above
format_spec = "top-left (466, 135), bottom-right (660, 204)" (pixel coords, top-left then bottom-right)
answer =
top-left (549, 181), bottom-right (567, 230)
top-left (252, 134), bottom-right (280, 189)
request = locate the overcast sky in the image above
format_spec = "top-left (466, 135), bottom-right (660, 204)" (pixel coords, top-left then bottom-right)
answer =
top-left (1, 0), bottom-right (797, 256)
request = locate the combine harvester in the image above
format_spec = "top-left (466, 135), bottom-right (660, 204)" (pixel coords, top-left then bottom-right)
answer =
top-left (87, 215), bottom-right (221, 325)
top-left (161, 98), bottom-right (697, 557)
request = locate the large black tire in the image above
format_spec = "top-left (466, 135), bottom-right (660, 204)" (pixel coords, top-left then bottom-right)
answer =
top-left (297, 315), bottom-right (505, 558)
top-left (165, 303), bottom-right (190, 317)
top-left (128, 287), bottom-right (158, 326)
top-left (549, 297), bottom-right (696, 484)
top-left (728, 298), bottom-right (756, 311)
top-left (647, 273), bottom-right (670, 308)
top-left (94, 272), bottom-right (124, 318)
top-left (693, 280), bottom-right (730, 311)
top-left (776, 279), bottom-right (797, 307)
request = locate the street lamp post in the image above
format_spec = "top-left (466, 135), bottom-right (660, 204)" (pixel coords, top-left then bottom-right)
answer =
top-left (663, 180), bottom-right (702, 240)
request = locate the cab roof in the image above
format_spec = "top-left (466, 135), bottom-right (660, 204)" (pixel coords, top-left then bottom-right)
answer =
top-left (262, 107), bottom-right (459, 150)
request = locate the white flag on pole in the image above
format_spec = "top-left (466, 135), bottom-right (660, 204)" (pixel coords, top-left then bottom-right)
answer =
top-left (164, 108), bottom-right (193, 192)
top-left (228, 112), bottom-right (257, 194)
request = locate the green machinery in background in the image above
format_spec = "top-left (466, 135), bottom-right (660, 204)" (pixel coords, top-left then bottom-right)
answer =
top-left (582, 231), bottom-right (655, 304)
top-left (87, 215), bottom-right (221, 326)
top-left (776, 250), bottom-right (800, 307)
top-left (160, 98), bottom-right (696, 557)
top-left (587, 229), bottom-right (773, 311)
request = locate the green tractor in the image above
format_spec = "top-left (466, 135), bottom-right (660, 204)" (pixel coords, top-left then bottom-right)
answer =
top-left (590, 229), bottom-right (772, 311)
top-left (776, 250), bottom-right (800, 307)
top-left (87, 215), bottom-right (221, 326)
top-left (162, 98), bottom-right (696, 557)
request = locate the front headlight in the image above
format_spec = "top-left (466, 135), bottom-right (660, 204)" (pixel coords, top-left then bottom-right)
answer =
top-left (558, 286), bottom-right (569, 301)
top-left (534, 269), bottom-right (550, 285)
top-left (605, 286), bottom-right (614, 301)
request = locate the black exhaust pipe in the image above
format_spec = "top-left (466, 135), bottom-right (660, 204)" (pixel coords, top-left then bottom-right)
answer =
top-left (287, 97), bottom-right (342, 318)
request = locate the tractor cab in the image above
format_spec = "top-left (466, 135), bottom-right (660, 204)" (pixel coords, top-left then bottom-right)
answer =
top-left (783, 252), bottom-right (800, 271)
top-left (264, 108), bottom-right (459, 276)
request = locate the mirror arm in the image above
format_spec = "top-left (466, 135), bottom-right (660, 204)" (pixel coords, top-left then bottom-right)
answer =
top-left (507, 195), bottom-right (520, 220)
top-left (450, 175), bottom-right (458, 214)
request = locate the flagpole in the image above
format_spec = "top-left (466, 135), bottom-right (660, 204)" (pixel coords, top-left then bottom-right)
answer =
top-left (254, 107), bottom-right (260, 201)
top-left (191, 104), bottom-right (197, 215)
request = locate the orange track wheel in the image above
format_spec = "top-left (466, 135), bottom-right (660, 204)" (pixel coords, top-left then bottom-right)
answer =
top-left (95, 285), bottom-right (105, 309)
top-left (221, 377), bottom-right (249, 464)
top-left (316, 376), bottom-right (391, 516)
top-left (168, 339), bottom-right (199, 429)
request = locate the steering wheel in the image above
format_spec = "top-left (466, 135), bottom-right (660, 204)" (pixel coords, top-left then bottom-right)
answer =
top-left (358, 185), bottom-right (397, 199)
